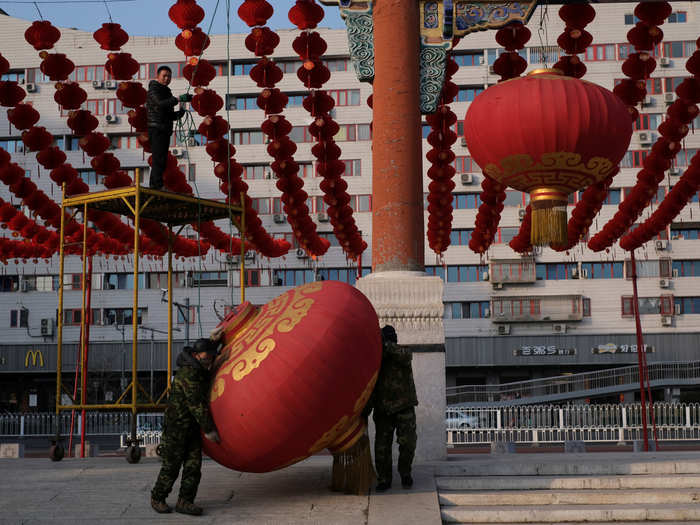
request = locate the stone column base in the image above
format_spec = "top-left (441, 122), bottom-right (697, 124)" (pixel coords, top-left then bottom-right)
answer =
top-left (357, 271), bottom-right (446, 463)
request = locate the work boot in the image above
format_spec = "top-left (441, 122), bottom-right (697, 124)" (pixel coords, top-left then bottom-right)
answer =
top-left (375, 481), bottom-right (391, 492)
top-left (401, 475), bottom-right (413, 489)
top-left (175, 498), bottom-right (203, 516)
top-left (150, 498), bottom-right (172, 514)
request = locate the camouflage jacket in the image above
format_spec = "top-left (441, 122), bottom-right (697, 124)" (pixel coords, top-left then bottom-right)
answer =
top-left (164, 351), bottom-right (215, 434)
top-left (365, 341), bottom-right (418, 417)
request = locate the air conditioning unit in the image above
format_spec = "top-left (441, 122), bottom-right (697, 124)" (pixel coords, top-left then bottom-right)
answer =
top-left (642, 95), bottom-right (652, 106)
top-left (317, 212), bottom-right (329, 222)
top-left (664, 92), bottom-right (676, 104)
top-left (571, 268), bottom-right (580, 279)
top-left (674, 303), bottom-right (681, 315)
top-left (488, 65), bottom-right (496, 74)
top-left (669, 166), bottom-right (681, 176)
top-left (296, 248), bottom-right (308, 259)
top-left (497, 324), bottom-right (510, 335)
top-left (483, 308), bottom-right (491, 318)
top-left (492, 282), bottom-right (504, 290)
top-left (20, 281), bottom-right (30, 292)
top-left (659, 56), bottom-right (671, 67)
top-left (170, 148), bottom-right (183, 157)
top-left (460, 137), bottom-right (467, 147)
top-left (105, 80), bottom-right (118, 89)
top-left (518, 208), bottom-right (527, 221)
top-left (659, 278), bottom-right (670, 288)
top-left (655, 239), bottom-right (668, 250)
top-left (273, 213), bottom-right (285, 224)
top-left (40, 318), bottom-right (54, 336)
top-left (460, 173), bottom-right (473, 185)
top-left (482, 271), bottom-right (490, 282)
top-left (553, 323), bottom-right (567, 334)
top-left (661, 315), bottom-right (673, 327)
top-left (637, 131), bottom-right (652, 145)
top-left (25, 83), bottom-right (37, 93)
top-left (581, 268), bottom-right (589, 279)
top-left (105, 114), bottom-right (118, 124)
top-left (672, 268), bottom-right (680, 278)
top-left (92, 80), bottom-right (104, 89)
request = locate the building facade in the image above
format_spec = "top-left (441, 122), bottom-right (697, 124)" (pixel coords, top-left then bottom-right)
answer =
top-left (0, 4), bottom-right (699, 411)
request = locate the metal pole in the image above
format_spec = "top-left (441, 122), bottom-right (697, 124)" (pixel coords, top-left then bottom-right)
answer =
top-left (150, 330), bottom-right (154, 398)
top-left (167, 225), bottom-right (173, 387)
top-left (81, 257), bottom-right (93, 457)
top-left (56, 183), bottom-right (67, 442)
top-left (240, 191), bottom-right (245, 304)
top-left (79, 204), bottom-right (88, 458)
top-left (131, 185), bottom-right (140, 442)
top-left (630, 250), bottom-right (649, 451)
top-left (184, 297), bottom-right (190, 346)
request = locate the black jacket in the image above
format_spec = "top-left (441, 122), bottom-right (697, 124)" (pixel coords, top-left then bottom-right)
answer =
top-left (146, 80), bottom-right (184, 132)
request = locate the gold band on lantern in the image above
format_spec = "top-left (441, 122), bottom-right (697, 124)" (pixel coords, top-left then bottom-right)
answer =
top-left (530, 187), bottom-right (569, 246)
top-left (527, 68), bottom-right (564, 77)
top-left (530, 187), bottom-right (569, 204)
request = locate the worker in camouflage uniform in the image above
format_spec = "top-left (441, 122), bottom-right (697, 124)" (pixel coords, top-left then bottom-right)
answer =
top-left (151, 330), bottom-right (223, 516)
top-left (364, 325), bottom-right (418, 492)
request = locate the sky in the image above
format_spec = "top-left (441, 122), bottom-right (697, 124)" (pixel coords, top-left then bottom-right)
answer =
top-left (0, 0), bottom-right (345, 36)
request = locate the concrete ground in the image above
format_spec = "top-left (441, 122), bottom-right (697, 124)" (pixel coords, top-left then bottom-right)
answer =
top-left (0, 455), bottom-right (441, 525)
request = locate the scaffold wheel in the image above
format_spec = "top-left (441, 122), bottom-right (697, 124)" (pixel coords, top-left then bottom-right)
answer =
top-left (49, 443), bottom-right (64, 462)
top-left (125, 444), bottom-right (141, 464)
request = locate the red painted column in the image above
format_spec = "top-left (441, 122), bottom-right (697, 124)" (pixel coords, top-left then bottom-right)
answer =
top-left (372, 0), bottom-right (424, 272)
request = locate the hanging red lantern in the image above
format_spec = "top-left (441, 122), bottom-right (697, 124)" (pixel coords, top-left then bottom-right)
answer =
top-left (7, 103), bottom-right (40, 130)
top-left (36, 147), bottom-right (67, 169)
top-left (0, 163), bottom-right (26, 186)
top-left (0, 81), bottom-right (26, 107)
top-left (24, 21), bottom-right (61, 50)
top-left (54, 81), bottom-right (87, 109)
top-left (249, 59), bottom-right (283, 88)
top-left (22, 126), bottom-right (53, 152)
top-left (40, 53), bottom-right (75, 81)
top-left (116, 81), bottom-right (147, 108)
top-left (292, 31), bottom-right (328, 59)
top-left (67, 110), bottom-right (99, 136)
top-left (206, 139), bottom-right (235, 162)
top-left (127, 106), bottom-right (148, 131)
top-left (288, 1), bottom-right (325, 30)
top-left (175, 27), bottom-right (210, 56)
top-left (634, 1), bottom-right (672, 26)
top-left (92, 22), bottom-right (129, 51)
top-left (79, 132), bottom-right (111, 157)
top-left (204, 281), bottom-right (381, 473)
top-left (191, 89), bottom-right (223, 116)
top-left (91, 152), bottom-right (120, 175)
top-left (238, 0), bottom-right (274, 28)
top-left (244, 27), bottom-right (280, 56)
top-left (198, 115), bottom-right (230, 140)
top-left (0, 54), bottom-right (9, 77)
top-left (105, 52), bottom-right (139, 80)
top-left (169, 0), bottom-right (205, 30)
top-left (465, 69), bottom-right (632, 246)
top-left (183, 59), bottom-right (216, 86)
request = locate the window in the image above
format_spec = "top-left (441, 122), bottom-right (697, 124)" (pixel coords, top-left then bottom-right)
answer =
top-left (492, 297), bottom-right (541, 317)
top-left (328, 89), bottom-right (361, 106)
top-left (585, 44), bottom-right (617, 61)
top-left (669, 228), bottom-right (700, 240)
top-left (668, 11), bottom-right (687, 23)
top-left (242, 164), bottom-right (270, 180)
top-left (634, 114), bottom-right (663, 131)
top-left (503, 190), bottom-right (528, 207)
top-left (674, 297), bottom-right (700, 314)
top-left (603, 189), bottom-right (621, 205)
top-left (426, 266), bottom-right (445, 280)
top-left (663, 41), bottom-right (696, 58)
top-left (623, 13), bottom-right (638, 25)
top-left (335, 124), bottom-right (357, 142)
top-left (664, 77), bottom-right (685, 93)
top-left (621, 295), bottom-right (673, 316)
top-left (675, 148), bottom-right (699, 168)
top-left (289, 126), bottom-right (314, 143)
top-left (233, 129), bottom-right (265, 145)
top-left (324, 58), bottom-right (349, 72)
top-left (582, 298), bottom-right (591, 317)
top-left (232, 61), bottom-right (255, 76)
top-left (620, 150), bottom-right (649, 169)
top-left (227, 94), bottom-right (259, 111)
top-left (456, 86), bottom-right (484, 102)
top-left (251, 197), bottom-right (271, 215)
top-left (1, 70), bottom-right (25, 82)
top-left (287, 93), bottom-right (305, 107)
top-left (444, 301), bottom-right (490, 319)
top-left (341, 159), bottom-right (361, 176)
top-left (242, 269), bottom-right (261, 287)
top-left (494, 227), bottom-right (519, 244)
top-left (580, 262), bottom-right (624, 279)
top-left (455, 156), bottom-right (477, 173)
top-left (104, 273), bottom-right (146, 290)
top-left (106, 99), bottom-right (128, 115)
top-left (176, 306), bottom-right (195, 325)
top-left (10, 309), bottom-right (28, 328)
top-left (356, 195), bottom-right (372, 212)
top-left (535, 263), bottom-right (578, 280)
top-left (623, 186), bottom-right (665, 204)
top-left (0, 138), bottom-right (24, 153)
top-left (445, 265), bottom-right (488, 282)
top-left (102, 307), bottom-right (147, 326)
top-left (86, 99), bottom-right (105, 115)
top-left (357, 124), bottom-right (371, 141)
top-left (453, 193), bottom-right (481, 209)
top-left (422, 124), bottom-right (431, 139)
top-left (528, 46), bottom-right (559, 64)
top-left (316, 268), bottom-right (358, 285)
top-left (277, 60), bottom-right (303, 73)
top-left (148, 62), bottom-right (185, 79)
top-left (36, 275), bottom-right (54, 292)
top-left (0, 276), bottom-right (19, 292)
top-left (193, 271), bottom-right (228, 287)
top-left (79, 169), bottom-right (101, 185)
top-left (624, 259), bottom-right (671, 279)
top-left (273, 269), bottom-right (315, 286)
top-left (110, 134), bottom-right (141, 149)
top-left (453, 52), bottom-right (483, 66)
top-left (672, 260), bottom-right (700, 277)
top-left (449, 229), bottom-right (473, 246)
top-left (147, 272), bottom-right (186, 289)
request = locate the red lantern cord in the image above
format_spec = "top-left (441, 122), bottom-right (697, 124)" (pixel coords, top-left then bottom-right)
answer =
top-left (508, 205), bottom-right (533, 253)
top-left (425, 56), bottom-right (458, 256)
top-left (290, 1), bottom-right (365, 260)
top-left (493, 22), bottom-right (530, 81)
top-left (554, 3), bottom-right (595, 78)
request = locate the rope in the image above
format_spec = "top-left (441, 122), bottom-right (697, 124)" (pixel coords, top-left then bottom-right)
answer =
top-left (225, 0), bottom-right (236, 309)
top-left (102, 0), bottom-right (113, 23)
top-left (33, 1), bottom-right (43, 18)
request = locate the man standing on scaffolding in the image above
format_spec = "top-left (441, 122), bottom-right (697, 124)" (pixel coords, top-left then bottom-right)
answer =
top-left (146, 65), bottom-right (190, 190)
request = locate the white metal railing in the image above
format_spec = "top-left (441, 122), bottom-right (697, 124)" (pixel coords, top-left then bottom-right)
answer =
top-left (447, 402), bottom-right (700, 446)
top-left (446, 361), bottom-right (700, 405)
top-left (0, 412), bottom-right (159, 437)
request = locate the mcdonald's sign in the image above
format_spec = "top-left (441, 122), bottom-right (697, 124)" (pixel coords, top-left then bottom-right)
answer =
top-left (25, 349), bottom-right (44, 368)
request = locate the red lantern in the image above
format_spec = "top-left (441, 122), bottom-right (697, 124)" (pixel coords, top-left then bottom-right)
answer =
top-left (203, 281), bottom-right (381, 472)
top-left (79, 132), bottom-right (111, 157)
top-left (288, 1), bottom-right (325, 30)
top-left (206, 139), bottom-right (235, 162)
top-left (7, 104), bottom-right (40, 130)
top-left (36, 147), bottom-right (67, 169)
top-left (67, 110), bottom-right (99, 136)
top-left (105, 53), bottom-right (139, 80)
top-left (175, 27), bottom-right (210, 56)
top-left (245, 27), bottom-right (280, 56)
top-left (116, 81), bottom-right (147, 108)
top-left (169, 0), bottom-right (205, 30)
top-left (24, 21), bottom-right (61, 50)
top-left (127, 106), bottom-right (148, 131)
top-left (0, 81), bottom-right (26, 107)
top-left (40, 53), bottom-right (75, 82)
top-left (198, 115), bottom-right (230, 140)
top-left (238, 0), bottom-right (274, 27)
top-left (91, 152), bottom-right (121, 175)
top-left (54, 81), bottom-right (87, 109)
top-left (22, 126), bottom-right (53, 152)
top-left (0, 54), bottom-right (9, 76)
top-left (93, 23), bottom-right (129, 51)
top-left (249, 59), bottom-right (283, 88)
top-left (191, 89), bottom-right (223, 116)
top-left (464, 69), bottom-right (632, 246)
top-left (183, 59), bottom-right (216, 86)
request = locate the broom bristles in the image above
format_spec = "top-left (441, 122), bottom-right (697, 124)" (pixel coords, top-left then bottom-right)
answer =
top-left (330, 433), bottom-right (375, 495)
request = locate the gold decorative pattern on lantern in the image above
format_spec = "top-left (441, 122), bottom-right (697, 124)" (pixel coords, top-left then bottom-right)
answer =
top-left (353, 370), bottom-right (378, 414)
top-left (210, 282), bottom-right (323, 402)
top-left (309, 414), bottom-right (352, 454)
top-left (484, 152), bottom-right (616, 193)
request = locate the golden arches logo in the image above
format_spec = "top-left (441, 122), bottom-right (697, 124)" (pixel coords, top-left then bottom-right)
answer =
top-left (25, 349), bottom-right (44, 368)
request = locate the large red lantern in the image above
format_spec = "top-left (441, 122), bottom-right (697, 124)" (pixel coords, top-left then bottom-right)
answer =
top-left (54, 82), bottom-right (87, 110)
top-left (7, 104), bottom-right (40, 130)
top-left (93, 23), bottom-right (129, 51)
top-left (116, 81), bottom-right (147, 108)
top-left (238, 0), bottom-right (274, 27)
top-left (40, 53), bottom-right (75, 81)
top-left (105, 53), bottom-right (139, 80)
top-left (175, 27), bottom-right (210, 57)
top-left (0, 81), bottom-right (26, 107)
top-left (169, 0), bottom-right (206, 30)
top-left (24, 21), bottom-right (61, 50)
top-left (464, 69), bottom-right (632, 245)
top-left (203, 281), bottom-right (381, 473)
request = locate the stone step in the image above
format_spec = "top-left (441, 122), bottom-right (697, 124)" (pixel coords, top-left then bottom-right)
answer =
top-left (435, 454), bottom-right (700, 477)
top-left (481, 522), bottom-right (695, 525)
top-left (441, 503), bottom-right (700, 523)
top-left (436, 474), bottom-right (700, 491)
top-left (439, 488), bottom-right (700, 506)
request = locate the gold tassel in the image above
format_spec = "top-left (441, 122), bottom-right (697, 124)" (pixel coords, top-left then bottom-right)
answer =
top-left (530, 188), bottom-right (569, 246)
top-left (330, 433), bottom-right (375, 495)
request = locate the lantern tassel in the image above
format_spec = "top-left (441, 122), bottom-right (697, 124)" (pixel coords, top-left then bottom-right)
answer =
top-left (530, 188), bottom-right (568, 246)
top-left (330, 432), bottom-right (375, 495)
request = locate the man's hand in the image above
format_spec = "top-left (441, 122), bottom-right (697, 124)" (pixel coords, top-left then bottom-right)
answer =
top-left (179, 93), bottom-right (193, 103)
top-left (210, 326), bottom-right (224, 342)
top-left (204, 429), bottom-right (221, 443)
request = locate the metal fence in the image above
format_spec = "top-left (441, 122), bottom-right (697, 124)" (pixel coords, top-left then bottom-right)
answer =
top-left (447, 402), bottom-right (700, 446)
top-left (446, 361), bottom-right (700, 405)
top-left (0, 412), bottom-right (161, 437)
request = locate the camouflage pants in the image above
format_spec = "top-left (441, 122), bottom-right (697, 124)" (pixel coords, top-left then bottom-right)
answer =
top-left (373, 408), bottom-right (417, 485)
top-left (151, 423), bottom-right (202, 503)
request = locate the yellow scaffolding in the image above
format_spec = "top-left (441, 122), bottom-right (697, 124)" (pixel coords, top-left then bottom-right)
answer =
top-left (55, 184), bottom-right (245, 461)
